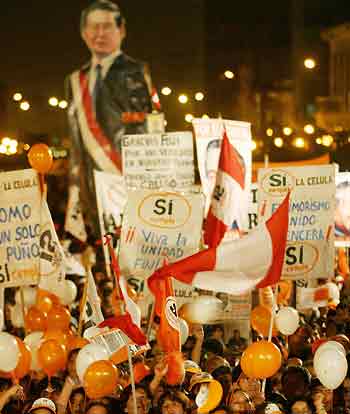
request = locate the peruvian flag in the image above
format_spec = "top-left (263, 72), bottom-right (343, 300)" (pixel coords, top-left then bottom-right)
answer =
top-left (100, 241), bottom-right (147, 345)
top-left (204, 130), bottom-right (247, 247)
top-left (148, 192), bottom-right (290, 295)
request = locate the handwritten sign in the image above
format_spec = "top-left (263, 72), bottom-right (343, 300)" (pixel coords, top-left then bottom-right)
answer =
top-left (258, 165), bottom-right (336, 280)
top-left (122, 132), bottom-right (195, 190)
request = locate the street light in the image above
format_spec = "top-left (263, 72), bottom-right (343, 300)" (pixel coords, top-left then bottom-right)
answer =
top-left (304, 58), bottom-right (316, 69)
top-left (185, 113), bottom-right (193, 123)
top-left (161, 87), bottom-right (172, 96)
top-left (195, 92), bottom-right (204, 101)
top-left (202, 114), bottom-right (209, 119)
top-left (321, 135), bottom-right (333, 147)
top-left (178, 94), bottom-right (188, 104)
top-left (49, 97), bottom-right (59, 107)
top-left (20, 101), bottom-right (30, 111)
top-left (13, 93), bottom-right (22, 102)
top-left (274, 137), bottom-right (284, 148)
top-left (224, 70), bottom-right (234, 79)
top-left (304, 124), bottom-right (315, 134)
top-left (58, 100), bottom-right (68, 109)
top-left (266, 128), bottom-right (274, 137)
top-left (283, 127), bottom-right (293, 136)
top-left (294, 137), bottom-right (306, 148)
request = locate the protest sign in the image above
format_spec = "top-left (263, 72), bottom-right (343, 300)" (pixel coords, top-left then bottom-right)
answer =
top-left (122, 132), bottom-right (195, 190)
top-left (296, 286), bottom-right (329, 310)
top-left (258, 164), bottom-right (336, 280)
top-left (192, 118), bottom-right (252, 230)
top-left (119, 190), bottom-right (204, 308)
top-left (213, 292), bottom-right (252, 322)
top-left (335, 172), bottom-right (350, 246)
top-left (0, 169), bottom-right (42, 287)
top-left (94, 170), bottom-right (127, 267)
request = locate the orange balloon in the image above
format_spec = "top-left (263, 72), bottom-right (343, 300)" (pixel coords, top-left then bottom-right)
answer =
top-left (25, 306), bottom-right (48, 332)
top-left (251, 305), bottom-right (278, 337)
top-left (38, 339), bottom-right (67, 377)
top-left (44, 329), bottom-right (69, 350)
top-left (0, 338), bottom-right (31, 380)
top-left (241, 340), bottom-right (282, 379)
top-left (36, 291), bottom-right (53, 314)
top-left (84, 360), bottom-right (118, 399)
top-left (47, 305), bottom-right (71, 332)
top-left (27, 143), bottom-right (53, 174)
top-left (68, 335), bottom-right (89, 351)
top-left (166, 351), bottom-right (185, 386)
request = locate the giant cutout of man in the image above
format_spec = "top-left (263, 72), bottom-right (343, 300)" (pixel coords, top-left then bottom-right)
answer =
top-left (66, 0), bottom-right (153, 240)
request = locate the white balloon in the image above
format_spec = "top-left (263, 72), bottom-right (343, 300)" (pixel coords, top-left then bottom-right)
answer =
top-left (183, 296), bottom-right (223, 324)
top-left (24, 331), bottom-right (44, 371)
top-left (314, 341), bottom-right (346, 365)
top-left (314, 347), bottom-right (347, 389)
top-left (11, 304), bottom-right (24, 328)
top-left (83, 326), bottom-right (102, 340)
top-left (15, 287), bottom-right (37, 307)
top-left (76, 343), bottom-right (110, 383)
top-left (179, 318), bottom-right (189, 345)
top-left (57, 280), bottom-right (78, 306)
top-left (275, 307), bottom-right (300, 336)
top-left (0, 332), bottom-right (20, 372)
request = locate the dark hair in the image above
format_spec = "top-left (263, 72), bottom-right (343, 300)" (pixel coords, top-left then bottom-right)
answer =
top-left (159, 389), bottom-right (190, 413)
top-left (86, 400), bottom-right (110, 414)
top-left (281, 366), bottom-right (311, 388)
top-left (80, 0), bottom-right (124, 32)
top-left (203, 339), bottom-right (224, 357)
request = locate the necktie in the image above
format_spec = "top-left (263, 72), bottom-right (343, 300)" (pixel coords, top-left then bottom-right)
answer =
top-left (92, 64), bottom-right (103, 116)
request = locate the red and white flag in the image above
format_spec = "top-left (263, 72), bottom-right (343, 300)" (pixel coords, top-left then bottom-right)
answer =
top-left (149, 192), bottom-right (290, 295)
top-left (204, 130), bottom-right (246, 247)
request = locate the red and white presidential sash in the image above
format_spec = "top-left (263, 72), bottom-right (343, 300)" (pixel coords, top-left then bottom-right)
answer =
top-left (70, 70), bottom-right (122, 174)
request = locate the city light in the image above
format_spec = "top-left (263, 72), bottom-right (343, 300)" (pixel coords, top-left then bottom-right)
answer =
top-left (49, 97), bottom-right (59, 107)
top-left (316, 137), bottom-right (322, 145)
top-left (185, 113), bottom-right (194, 123)
top-left (252, 140), bottom-right (257, 151)
top-left (195, 92), bottom-right (204, 101)
top-left (294, 137), bottom-right (306, 148)
top-left (274, 137), bottom-right (284, 148)
top-left (161, 87), bottom-right (172, 96)
top-left (224, 70), bottom-right (234, 79)
top-left (178, 94), bottom-right (188, 104)
top-left (283, 127), bottom-right (293, 136)
top-left (321, 135), bottom-right (334, 147)
top-left (58, 100), bottom-right (68, 109)
top-left (20, 101), bottom-right (30, 111)
top-left (266, 128), bottom-right (274, 137)
top-left (202, 114), bottom-right (209, 119)
top-left (0, 145), bottom-right (6, 154)
top-left (0, 137), bottom-right (18, 155)
top-left (304, 58), bottom-right (316, 69)
top-left (23, 144), bottom-right (30, 151)
top-left (13, 92), bottom-right (22, 102)
top-left (304, 124), bottom-right (315, 134)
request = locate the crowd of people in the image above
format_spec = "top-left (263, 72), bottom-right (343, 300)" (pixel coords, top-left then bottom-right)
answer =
top-left (0, 234), bottom-right (349, 414)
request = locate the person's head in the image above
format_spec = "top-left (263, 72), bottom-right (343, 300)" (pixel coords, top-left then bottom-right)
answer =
top-left (311, 379), bottom-right (333, 412)
top-left (209, 325), bottom-right (225, 341)
top-left (85, 401), bottom-right (109, 414)
top-left (228, 390), bottom-right (254, 414)
top-left (81, 0), bottom-right (126, 59)
top-left (28, 398), bottom-right (57, 414)
top-left (281, 366), bottom-right (311, 402)
top-left (126, 384), bottom-right (151, 414)
top-left (69, 388), bottom-right (85, 414)
top-left (203, 338), bottom-right (225, 360)
top-left (159, 389), bottom-right (190, 414)
top-left (290, 399), bottom-right (312, 414)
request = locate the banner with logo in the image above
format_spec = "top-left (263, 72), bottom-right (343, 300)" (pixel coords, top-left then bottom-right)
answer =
top-left (258, 165), bottom-right (336, 280)
top-left (122, 132), bottom-right (195, 190)
top-left (119, 190), bottom-right (204, 309)
top-left (335, 172), bottom-right (350, 247)
top-left (94, 170), bottom-right (127, 266)
top-left (192, 118), bottom-right (252, 230)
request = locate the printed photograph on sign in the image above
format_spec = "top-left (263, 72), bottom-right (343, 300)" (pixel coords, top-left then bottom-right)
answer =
top-left (258, 164), bottom-right (336, 281)
top-left (335, 172), bottom-right (350, 246)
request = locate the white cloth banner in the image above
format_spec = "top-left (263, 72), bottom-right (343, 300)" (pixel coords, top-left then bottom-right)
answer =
top-left (258, 164), bottom-right (336, 280)
top-left (64, 185), bottom-right (87, 242)
top-left (335, 172), bottom-right (350, 247)
top-left (192, 118), bottom-right (252, 230)
top-left (122, 132), bottom-right (195, 190)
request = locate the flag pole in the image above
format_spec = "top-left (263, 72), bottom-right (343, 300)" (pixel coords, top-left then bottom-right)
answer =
top-left (78, 247), bottom-right (95, 336)
top-left (127, 344), bottom-right (138, 414)
top-left (261, 285), bottom-right (278, 394)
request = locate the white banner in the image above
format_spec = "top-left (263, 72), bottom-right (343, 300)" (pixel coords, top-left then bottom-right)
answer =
top-left (192, 118), bottom-right (252, 230)
top-left (94, 170), bottom-right (127, 266)
top-left (335, 172), bottom-right (350, 246)
top-left (247, 183), bottom-right (258, 232)
top-left (122, 132), bottom-right (195, 190)
top-left (214, 292), bottom-right (252, 322)
top-left (296, 286), bottom-right (329, 310)
top-left (0, 169), bottom-right (41, 287)
top-left (258, 165), bottom-right (336, 280)
top-left (119, 190), bottom-right (204, 308)
top-left (64, 185), bottom-right (87, 242)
